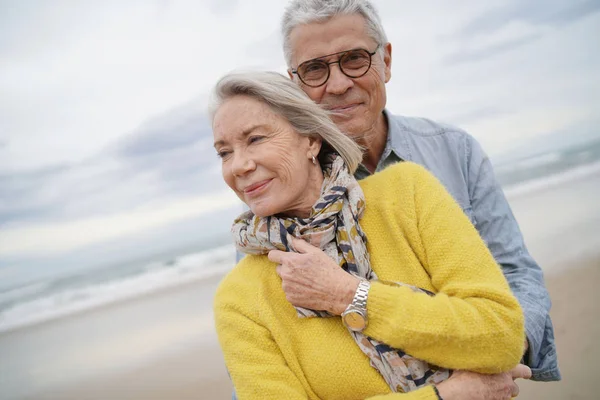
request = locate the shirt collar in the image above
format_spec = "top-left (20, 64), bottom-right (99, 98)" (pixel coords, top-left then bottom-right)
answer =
top-left (382, 109), bottom-right (411, 163)
top-left (354, 109), bottom-right (411, 179)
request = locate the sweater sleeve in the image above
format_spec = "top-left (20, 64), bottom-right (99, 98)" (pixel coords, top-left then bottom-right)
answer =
top-left (214, 278), bottom-right (310, 400)
top-left (368, 387), bottom-right (441, 400)
top-left (216, 269), bottom-right (449, 400)
top-left (363, 163), bottom-right (525, 374)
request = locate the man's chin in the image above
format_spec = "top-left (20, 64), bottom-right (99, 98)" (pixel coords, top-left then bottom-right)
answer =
top-left (335, 121), bottom-right (366, 140)
top-left (331, 110), bottom-right (356, 123)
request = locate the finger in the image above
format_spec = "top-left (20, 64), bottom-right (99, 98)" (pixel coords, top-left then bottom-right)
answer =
top-left (290, 237), bottom-right (314, 254)
top-left (510, 364), bottom-right (532, 380)
top-left (276, 264), bottom-right (283, 277)
top-left (268, 249), bottom-right (286, 263)
top-left (511, 380), bottom-right (520, 398)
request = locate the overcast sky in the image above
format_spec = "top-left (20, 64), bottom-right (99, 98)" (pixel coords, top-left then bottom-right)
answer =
top-left (1, 0), bottom-right (599, 287)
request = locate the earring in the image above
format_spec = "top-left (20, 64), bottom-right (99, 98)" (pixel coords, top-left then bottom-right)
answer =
top-left (312, 155), bottom-right (317, 165)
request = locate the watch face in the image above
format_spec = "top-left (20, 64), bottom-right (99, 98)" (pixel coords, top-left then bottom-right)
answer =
top-left (343, 311), bottom-right (366, 331)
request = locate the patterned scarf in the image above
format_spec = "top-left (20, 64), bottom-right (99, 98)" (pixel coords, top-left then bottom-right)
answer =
top-left (232, 154), bottom-right (451, 393)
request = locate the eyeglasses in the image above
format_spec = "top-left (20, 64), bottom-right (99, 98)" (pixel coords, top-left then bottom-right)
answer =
top-left (291, 44), bottom-right (381, 88)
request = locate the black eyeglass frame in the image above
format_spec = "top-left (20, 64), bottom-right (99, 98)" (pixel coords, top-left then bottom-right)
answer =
top-left (290, 44), bottom-right (381, 88)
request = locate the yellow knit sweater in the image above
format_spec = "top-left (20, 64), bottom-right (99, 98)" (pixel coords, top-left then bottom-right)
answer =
top-left (214, 162), bottom-right (524, 400)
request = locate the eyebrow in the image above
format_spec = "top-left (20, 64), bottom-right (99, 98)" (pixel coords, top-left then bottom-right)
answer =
top-left (213, 123), bottom-right (266, 148)
top-left (296, 47), bottom-right (366, 67)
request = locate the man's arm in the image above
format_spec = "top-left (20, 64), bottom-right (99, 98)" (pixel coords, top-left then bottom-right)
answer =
top-left (466, 136), bottom-right (560, 381)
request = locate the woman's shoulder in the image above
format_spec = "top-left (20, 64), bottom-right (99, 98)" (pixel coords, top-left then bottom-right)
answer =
top-left (215, 254), bottom-right (272, 306)
top-left (359, 161), bottom-right (432, 196)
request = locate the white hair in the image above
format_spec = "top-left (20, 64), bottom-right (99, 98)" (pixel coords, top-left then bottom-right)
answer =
top-left (281, 0), bottom-right (388, 67)
top-left (209, 71), bottom-right (363, 173)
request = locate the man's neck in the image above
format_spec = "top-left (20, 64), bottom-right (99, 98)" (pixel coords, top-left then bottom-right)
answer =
top-left (357, 112), bottom-right (388, 174)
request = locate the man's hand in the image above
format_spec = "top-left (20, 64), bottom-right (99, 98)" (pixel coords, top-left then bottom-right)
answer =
top-left (436, 364), bottom-right (532, 400)
top-left (268, 237), bottom-right (359, 315)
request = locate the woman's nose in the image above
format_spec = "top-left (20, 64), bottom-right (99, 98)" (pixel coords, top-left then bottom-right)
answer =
top-left (231, 151), bottom-right (256, 176)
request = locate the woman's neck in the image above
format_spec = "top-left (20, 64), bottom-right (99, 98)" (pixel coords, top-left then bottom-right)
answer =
top-left (278, 165), bottom-right (324, 219)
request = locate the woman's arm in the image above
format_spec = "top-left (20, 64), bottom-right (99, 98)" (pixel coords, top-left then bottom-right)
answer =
top-left (215, 296), bottom-right (308, 399)
top-left (363, 163), bottom-right (525, 373)
top-left (215, 272), bottom-right (448, 400)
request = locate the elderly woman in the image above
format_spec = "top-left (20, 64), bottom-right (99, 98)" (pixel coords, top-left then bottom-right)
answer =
top-left (211, 71), bottom-right (524, 400)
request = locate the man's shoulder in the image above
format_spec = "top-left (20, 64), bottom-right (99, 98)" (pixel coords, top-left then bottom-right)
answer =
top-left (388, 112), bottom-right (477, 142)
top-left (384, 111), bottom-right (490, 210)
top-left (386, 111), bottom-right (485, 164)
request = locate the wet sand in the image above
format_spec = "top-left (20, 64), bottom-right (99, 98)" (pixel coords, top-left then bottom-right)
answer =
top-left (517, 256), bottom-right (599, 400)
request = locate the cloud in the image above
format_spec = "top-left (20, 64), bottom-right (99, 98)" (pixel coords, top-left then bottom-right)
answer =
top-left (0, 189), bottom-right (239, 257)
top-left (0, 0), bottom-right (282, 174)
top-left (208, 0), bottom-right (240, 16)
top-left (0, 265), bottom-right (17, 281)
top-left (245, 29), bottom-right (286, 68)
top-left (439, 1), bottom-right (600, 65)
top-left (0, 99), bottom-right (226, 228)
top-left (455, 0), bottom-right (600, 37)
top-left (437, 106), bottom-right (513, 127)
top-left (442, 33), bottom-right (542, 65)
top-left (110, 102), bottom-right (211, 159)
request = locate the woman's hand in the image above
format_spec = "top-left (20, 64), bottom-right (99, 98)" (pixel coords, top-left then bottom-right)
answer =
top-left (268, 237), bottom-right (360, 315)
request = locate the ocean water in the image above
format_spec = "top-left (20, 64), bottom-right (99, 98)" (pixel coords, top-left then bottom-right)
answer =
top-left (0, 244), bottom-right (235, 334)
top-left (494, 137), bottom-right (600, 191)
top-left (1, 138), bottom-right (599, 337)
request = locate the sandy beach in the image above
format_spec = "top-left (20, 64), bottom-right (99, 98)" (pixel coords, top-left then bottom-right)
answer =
top-left (517, 257), bottom-right (600, 400)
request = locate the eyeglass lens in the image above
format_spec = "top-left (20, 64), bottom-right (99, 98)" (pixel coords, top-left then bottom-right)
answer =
top-left (298, 49), bottom-right (372, 87)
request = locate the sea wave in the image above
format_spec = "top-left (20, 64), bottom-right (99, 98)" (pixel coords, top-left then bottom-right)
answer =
top-left (503, 152), bottom-right (563, 171)
top-left (0, 244), bottom-right (236, 334)
top-left (504, 160), bottom-right (600, 199)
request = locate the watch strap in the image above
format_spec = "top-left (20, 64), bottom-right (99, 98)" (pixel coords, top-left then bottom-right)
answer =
top-left (352, 279), bottom-right (370, 311)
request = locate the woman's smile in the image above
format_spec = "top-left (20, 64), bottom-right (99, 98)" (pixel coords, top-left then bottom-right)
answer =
top-left (242, 179), bottom-right (273, 198)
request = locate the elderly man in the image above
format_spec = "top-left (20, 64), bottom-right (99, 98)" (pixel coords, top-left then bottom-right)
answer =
top-left (231, 0), bottom-right (559, 398)
top-left (280, 0), bottom-right (559, 380)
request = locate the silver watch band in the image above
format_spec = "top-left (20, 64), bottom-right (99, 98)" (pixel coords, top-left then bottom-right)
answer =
top-left (352, 279), bottom-right (370, 310)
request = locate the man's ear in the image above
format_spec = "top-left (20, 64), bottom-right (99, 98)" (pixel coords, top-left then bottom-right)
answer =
top-left (287, 69), bottom-right (294, 80)
top-left (383, 42), bottom-right (392, 83)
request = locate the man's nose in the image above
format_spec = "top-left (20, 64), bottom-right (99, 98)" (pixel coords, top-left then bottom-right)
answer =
top-left (325, 63), bottom-right (354, 95)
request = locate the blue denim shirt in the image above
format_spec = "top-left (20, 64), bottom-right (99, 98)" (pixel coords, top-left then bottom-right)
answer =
top-left (353, 110), bottom-right (559, 381)
top-left (231, 111), bottom-right (560, 399)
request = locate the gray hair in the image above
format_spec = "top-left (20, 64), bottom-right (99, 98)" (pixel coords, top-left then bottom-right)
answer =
top-left (209, 71), bottom-right (363, 172)
top-left (281, 0), bottom-right (388, 67)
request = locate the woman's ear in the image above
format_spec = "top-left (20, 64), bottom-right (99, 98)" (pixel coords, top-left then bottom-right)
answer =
top-left (307, 135), bottom-right (322, 158)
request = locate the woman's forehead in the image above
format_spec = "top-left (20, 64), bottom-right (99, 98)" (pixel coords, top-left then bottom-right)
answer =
top-left (216, 96), bottom-right (270, 123)
top-left (213, 97), bottom-right (279, 136)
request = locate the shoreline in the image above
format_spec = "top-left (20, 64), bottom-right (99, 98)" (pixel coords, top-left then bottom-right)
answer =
top-left (503, 160), bottom-right (600, 199)
top-left (0, 272), bottom-right (226, 338)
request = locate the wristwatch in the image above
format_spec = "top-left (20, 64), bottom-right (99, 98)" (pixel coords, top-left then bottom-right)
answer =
top-left (341, 279), bottom-right (371, 332)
